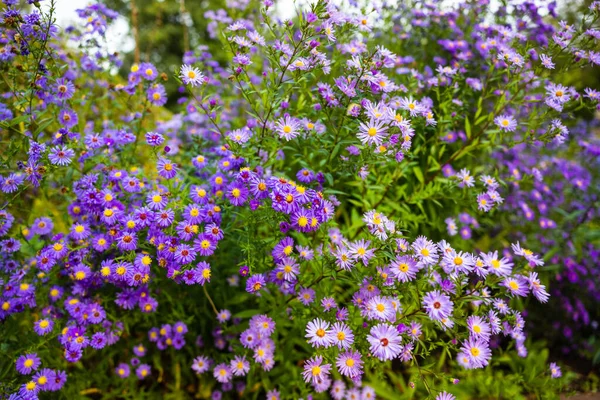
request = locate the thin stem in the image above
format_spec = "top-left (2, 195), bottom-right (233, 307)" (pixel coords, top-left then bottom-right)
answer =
top-left (203, 285), bottom-right (218, 315)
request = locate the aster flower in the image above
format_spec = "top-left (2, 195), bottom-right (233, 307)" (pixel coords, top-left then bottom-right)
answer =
top-left (54, 78), bottom-right (75, 100)
top-left (115, 363), bottom-right (130, 378)
top-left (47, 370), bottom-right (67, 391)
top-left (436, 392), bottom-right (456, 400)
top-left (540, 54), bottom-right (555, 69)
top-left (298, 287), bottom-right (316, 305)
top-left (411, 236), bottom-right (439, 265)
top-left (48, 145), bottom-right (75, 166)
top-left (357, 119), bottom-right (388, 146)
top-left (336, 350), bottom-right (363, 378)
top-left (136, 364), bottom-right (151, 380)
top-left (180, 64), bottom-right (205, 86)
top-left (305, 318), bottom-right (334, 348)
top-left (34, 318), bottom-right (54, 335)
top-left (549, 362), bottom-right (562, 378)
top-left (330, 322), bottom-right (354, 349)
top-left (495, 114), bottom-right (517, 131)
top-left (366, 295), bottom-right (396, 322)
top-left (213, 364), bottom-right (232, 383)
top-left (422, 290), bottom-right (453, 321)
top-left (347, 239), bottom-right (375, 266)
top-left (302, 356), bottom-right (332, 385)
top-left (467, 315), bottom-right (491, 340)
top-left (367, 323), bottom-right (403, 361)
top-left (482, 251), bottom-right (513, 276)
top-left (456, 168), bottom-right (475, 188)
top-left (275, 115), bottom-right (301, 140)
top-left (192, 355), bottom-right (211, 374)
top-left (16, 353), bottom-right (41, 375)
top-left (502, 275), bottom-right (529, 297)
top-left (527, 272), bottom-right (550, 303)
top-left (459, 337), bottom-right (492, 369)
top-left (246, 273), bottom-right (266, 294)
top-left (157, 158), bottom-right (178, 179)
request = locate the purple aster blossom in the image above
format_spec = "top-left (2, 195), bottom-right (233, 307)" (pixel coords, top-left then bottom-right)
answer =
top-left (33, 368), bottom-right (52, 390)
top-left (33, 318), bottom-right (54, 335)
top-left (495, 114), bottom-right (517, 131)
top-left (140, 62), bottom-right (158, 80)
top-left (330, 322), bottom-right (354, 349)
top-left (16, 353), bottom-right (41, 375)
top-left (347, 239), bottom-right (375, 266)
top-left (213, 363), bottom-right (232, 383)
top-left (305, 318), bottom-right (334, 348)
top-left (336, 350), bottom-right (363, 378)
top-left (228, 128), bottom-right (251, 144)
top-left (549, 362), bottom-right (562, 378)
top-left (466, 315), bottom-right (491, 340)
top-left (148, 84), bottom-right (167, 106)
top-left (58, 108), bottom-right (78, 128)
top-left (48, 145), bottom-right (75, 166)
top-left (246, 273), bottom-right (266, 294)
top-left (527, 272), bottom-right (550, 303)
top-left (390, 255), bottom-right (418, 282)
top-left (357, 119), bottom-right (388, 146)
top-left (136, 364), bottom-right (151, 380)
top-left (502, 275), bottom-right (529, 297)
top-left (192, 355), bottom-right (211, 374)
top-left (156, 158), bottom-right (178, 179)
top-left (116, 231), bottom-right (137, 251)
top-left (115, 363), bottom-right (130, 378)
top-left (217, 309), bottom-right (231, 323)
top-left (436, 392), bottom-right (456, 400)
top-left (412, 236), bottom-right (439, 265)
top-left (275, 115), bottom-right (301, 140)
top-left (459, 337), bottom-right (492, 369)
top-left (298, 287), bottom-right (316, 305)
top-left (367, 323), bottom-right (403, 361)
top-left (47, 370), bottom-right (67, 391)
top-left (54, 78), bottom-right (75, 100)
top-left (296, 168), bottom-right (315, 183)
top-left (180, 64), bottom-right (205, 86)
top-left (226, 183), bottom-right (249, 206)
top-left (230, 355), bottom-right (250, 376)
top-left (174, 244), bottom-right (196, 265)
top-left (195, 261), bottom-right (212, 285)
top-left (2, 173), bottom-right (24, 193)
top-left (422, 290), bottom-right (453, 321)
top-left (90, 332), bottom-right (108, 349)
top-left (145, 131), bottom-right (164, 146)
top-left (302, 355), bottom-right (332, 385)
top-left (147, 191), bottom-right (168, 210)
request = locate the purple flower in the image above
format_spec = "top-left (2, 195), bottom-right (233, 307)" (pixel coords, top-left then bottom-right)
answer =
top-left (145, 131), bottom-right (164, 146)
top-left (116, 363), bottom-right (130, 378)
top-left (422, 290), bottom-right (453, 321)
top-left (246, 273), bottom-right (266, 294)
top-left (302, 355), bottom-right (331, 384)
top-left (367, 323), bottom-right (402, 361)
top-left (136, 364), bottom-right (151, 380)
top-left (16, 353), bottom-right (41, 375)
top-left (549, 362), bottom-right (562, 378)
top-left (48, 145), bottom-right (75, 166)
top-left (33, 318), bottom-right (53, 335)
top-left (156, 158), bottom-right (178, 179)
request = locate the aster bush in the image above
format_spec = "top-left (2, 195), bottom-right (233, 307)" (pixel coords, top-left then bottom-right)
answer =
top-left (0, 0), bottom-right (599, 399)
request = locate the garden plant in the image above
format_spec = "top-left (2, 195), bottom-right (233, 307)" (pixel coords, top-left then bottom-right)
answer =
top-left (0, 0), bottom-right (599, 399)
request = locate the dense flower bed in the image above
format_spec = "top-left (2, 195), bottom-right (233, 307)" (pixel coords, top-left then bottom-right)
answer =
top-left (0, 0), bottom-right (599, 399)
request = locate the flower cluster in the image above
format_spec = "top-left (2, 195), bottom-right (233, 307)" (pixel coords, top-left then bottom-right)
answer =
top-left (0, 0), bottom-right (598, 399)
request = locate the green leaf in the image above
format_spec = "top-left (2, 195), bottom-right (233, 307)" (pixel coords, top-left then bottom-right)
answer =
top-left (465, 116), bottom-right (472, 139)
top-left (413, 166), bottom-right (424, 184)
